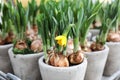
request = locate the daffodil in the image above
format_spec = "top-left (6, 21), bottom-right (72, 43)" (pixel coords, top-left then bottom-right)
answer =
top-left (99, 0), bottom-right (112, 4)
top-left (55, 0), bottom-right (60, 2)
top-left (55, 35), bottom-right (67, 47)
top-left (13, 0), bottom-right (40, 7)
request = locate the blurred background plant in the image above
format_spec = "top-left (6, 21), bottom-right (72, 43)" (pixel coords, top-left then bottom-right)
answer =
top-left (13, 0), bottom-right (42, 54)
top-left (78, 0), bottom-right (102, 52)
top-left (95, 0), bottom-right (120, 46)
top-left (0, 1), bottom-right (15, 45)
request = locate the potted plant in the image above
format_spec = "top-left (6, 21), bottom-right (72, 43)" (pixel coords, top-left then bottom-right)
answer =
top-left (8, 0), bottom-right (43, 80)
top-left (67, 0), bottom-right (109, 80)
top-left (38, 0), bottom-right (87, 80)
top-left (0, 1), bottom-right (15, 73)
top-left (102, 0), bottom-right (120, 76)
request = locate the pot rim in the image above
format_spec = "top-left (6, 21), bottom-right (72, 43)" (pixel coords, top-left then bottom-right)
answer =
top-left (8, 47), bottom-right (43, 57)
top-left (84, 45), bottom-right (109, 55)
top-left (0, 44), bottom-right (13, 48)
top-left (38, 56), bottom-right (87, 71)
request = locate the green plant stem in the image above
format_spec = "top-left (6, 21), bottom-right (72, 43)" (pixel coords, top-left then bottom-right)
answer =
top-left (62, 24), bottom-right (74, 36)
top-left (43, 44), bottom-right (47, 61)
top-left (115, 19), bottom-right (119, 32)
top-left (73, 37), bottom-right (79, 53)
top-left (80, 25), bottom-right (90, 47)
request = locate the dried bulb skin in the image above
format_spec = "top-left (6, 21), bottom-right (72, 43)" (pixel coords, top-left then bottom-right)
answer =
top-left (107, 32), bottom-right (120, 42)
top-left (25, 26), bottom-right (38, 41)
top-left (81, 40), bottom-right (91, 52)
top-left (0, 32), bottom-right (15, 45)
top-left (90, 42), bottom-right (104, 51)
top-left (5, 32), bottom-right (15, 44)
top-left (15, 40), bottom-right (27, 50)
top-left (48, 53), bottom-right (69, 67)
top-left (67, 39), bottom-right (81, 55)
top-left (30, 39), bottom-right (42, 52)
top-left (0, 39), bottom-right (5, 45)
top-left (32, 25), bottom-right (38, 34)
top-left (68, 50), bottom-right (84, 65)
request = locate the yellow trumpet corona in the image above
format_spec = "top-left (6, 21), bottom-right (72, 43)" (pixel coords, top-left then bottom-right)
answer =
top-left (55, 35), bottom-right (67, 47)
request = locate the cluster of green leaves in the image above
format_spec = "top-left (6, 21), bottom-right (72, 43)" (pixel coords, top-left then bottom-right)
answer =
top-left (96, 0), bottom-right (120, 45)
top-left (13, 0), bottom-right (29, 40)
top-left (0, 1), bottom-right (15, 39)
top-left (79, 0), bottom-right (102, 47)
top-left (12, 0), bottom-right (41, 54)
top-left (67, 0), bottom-right (84, 52)
top-left (37, 0), bottom-right (102, 54)
top-left (37, 0), bottom-right (74, 58)
top-left (28, 0), bottom-right (39, 25)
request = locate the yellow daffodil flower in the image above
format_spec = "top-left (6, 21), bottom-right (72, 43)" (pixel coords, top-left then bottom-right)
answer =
top-left (13, 0), bottom-right (40, 7)
top-left (55, 0), bottom-right (60, 2)
top-left (55, 35), bottom-right (67, 47)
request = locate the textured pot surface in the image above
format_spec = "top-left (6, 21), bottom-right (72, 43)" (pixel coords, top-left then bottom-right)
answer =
top-left (89, 29), bottom-right (100, 39)
top-left (104, 42), bottom-right (120, 76)
top-left (0, 44), bottom-right (13, 73)
top-left (39, 56), bottom-right (87, 80)
top-left (8, 48), bottom-right (43, 80)
top-left (87, 32), bottom-right (92, 41)
top-left (84, 45), bottom-right (109, 80)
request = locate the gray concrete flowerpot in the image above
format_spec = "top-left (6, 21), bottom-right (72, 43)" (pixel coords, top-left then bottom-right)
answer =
top-left (89, 29), bottom-right (100, 39)
top-left (38, 56), bottom-right (87, 80)
top-left (102, 70), bottom-right (120, 80)
top-left (0, 44), bottom-right (13, 73)
top-left (84, 45), bottom-right (109, 80)
top-left (87, 32), bottom-right (92, 41)
top-left (103, 42), bottom-right (120, 76)
top-left (8, 48), bottom-right (43, 80)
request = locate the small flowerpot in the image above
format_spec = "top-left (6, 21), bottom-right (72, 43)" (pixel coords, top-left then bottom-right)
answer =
top-left (8, 48), bottom-right (43, 80)
top-left (89, 29), bottom-right (100, 39)
top-left (84, 45), bottom-right (109, 80)
top-left (0, 44), bottom-right (13, 73)
top-left (38, 56), bottom-right (87, 80)
top-left (103, 42), bottom-right (120, 76)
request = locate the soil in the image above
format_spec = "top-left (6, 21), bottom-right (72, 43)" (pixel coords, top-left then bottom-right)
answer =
top-left (0, 32), bottom-right (15, 45)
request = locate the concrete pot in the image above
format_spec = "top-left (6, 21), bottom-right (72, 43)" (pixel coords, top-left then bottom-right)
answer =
top-left (84, 45), bottom-right (109, 80)
top-left (103, 42), bottom-right (120, 76)
top-left (89, 29), bottom-right (100, 39)
top-left (8, 48), bottom-right (43, 80)
top-left (0, 44), bottom-right (13, 73)
top-left (87, 32), bottom-right (92, 41)
top-left (102, 70), bottom-right (120, 80)
top-left (38, 56), bottom-right (87, 80)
